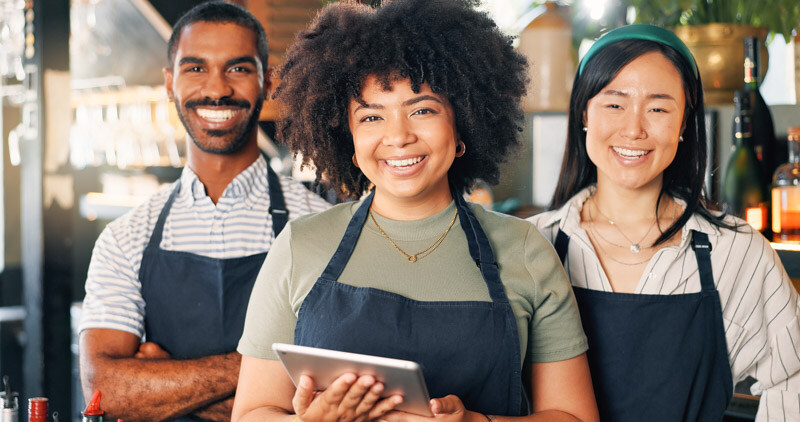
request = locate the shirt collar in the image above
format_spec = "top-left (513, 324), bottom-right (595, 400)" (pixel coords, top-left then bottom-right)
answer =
top-left (543, 186), bottom-right (722, 244)
top-left (177, 154), bottom-right (269, 208)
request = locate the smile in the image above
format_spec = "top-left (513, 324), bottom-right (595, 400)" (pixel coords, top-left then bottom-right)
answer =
top-left (385, 156), bottom-right (425, 168)
top-left (612, 146), bottom-right (651, 159)
top-left (196, 108), bottom-right (240, 122)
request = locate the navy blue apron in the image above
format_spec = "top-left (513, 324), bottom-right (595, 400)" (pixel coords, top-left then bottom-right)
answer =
top-left (294, 190), bottom-right (526, 416)
top-left (139, 160), bottom-right (287, 421)
top-left (554, 229), bottom-right (732, 421)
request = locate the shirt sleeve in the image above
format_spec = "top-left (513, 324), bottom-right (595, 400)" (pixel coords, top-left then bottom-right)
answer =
top-left (78, 223), bottom-right (146, 338)
top-left (523, 224), bottom-right (588, 362)
top-left (727, 234), bottom-right (800, 421)
top-left (282, 177), bottom-right (333, 215)
top-left (238, 223), bottom-right (298, 360)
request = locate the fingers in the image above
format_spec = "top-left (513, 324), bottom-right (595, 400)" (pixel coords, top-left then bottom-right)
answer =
top-left (292, 374), bottom-right (317, 416)
top-left (366, 395), bottom-right (403, 421)
top-left (134, 342), bottom-right (170, 359)
top-left (352, 379), bottom-right (383, 416)
top-left (430, 395), bottom-right (462, 415)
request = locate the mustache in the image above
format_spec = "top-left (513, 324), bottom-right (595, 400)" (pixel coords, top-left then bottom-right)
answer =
top-left (184, 98), bottom-right (251, 109)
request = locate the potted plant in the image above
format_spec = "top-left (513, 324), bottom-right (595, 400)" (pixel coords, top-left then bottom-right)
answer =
top-left (625, 0), bottom-right (800, 104)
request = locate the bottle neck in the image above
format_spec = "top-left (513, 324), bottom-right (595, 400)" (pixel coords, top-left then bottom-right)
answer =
top-left (789, 139), bottom-right (800, 163)
top-left (744, 57), bottom-right (759, 87)
top-left (733, 114), bottom-right (753, 147)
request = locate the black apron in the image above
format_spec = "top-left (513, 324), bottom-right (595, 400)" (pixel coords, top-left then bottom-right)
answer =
top-left (293, 190), bottom-right (527, 416)
top-left (139, 161), bottom-right (287, 421)
top-left (554, 229), bottom-right (732, 421)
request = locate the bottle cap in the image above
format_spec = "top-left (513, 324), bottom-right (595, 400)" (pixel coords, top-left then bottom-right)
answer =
top-left (28, 397), bottom-right (48, 420)
top-left (82, 390), bottom-right (104, 416)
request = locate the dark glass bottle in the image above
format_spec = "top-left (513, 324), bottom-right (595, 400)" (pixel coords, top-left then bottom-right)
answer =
top-left (743, 37), bottom-right (778, 187)
top-left (723, 90), bottom-right (768, 232)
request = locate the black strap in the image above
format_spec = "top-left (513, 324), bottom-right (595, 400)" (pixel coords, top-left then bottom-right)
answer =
top-left (554, 229), bottom-right (570, 264)
top-left (690, 230), bottom-right (715, 292)
top-left (265, 160), bottom-right (288, 237)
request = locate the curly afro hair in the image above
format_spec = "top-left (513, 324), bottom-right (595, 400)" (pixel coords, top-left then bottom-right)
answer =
top-left (274, 0), bottom-right (527, 198)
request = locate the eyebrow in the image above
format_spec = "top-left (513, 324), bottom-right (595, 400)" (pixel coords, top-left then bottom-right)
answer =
top-left (601, 89), bottom-right (677, 101)
top-left (178, 56), bottom-right (258, 67)
top-left (352, 95), bottom-right (444, 113)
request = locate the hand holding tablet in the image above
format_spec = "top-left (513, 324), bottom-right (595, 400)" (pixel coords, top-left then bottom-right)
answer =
top-left (272, 343), bottom-right (434, 417)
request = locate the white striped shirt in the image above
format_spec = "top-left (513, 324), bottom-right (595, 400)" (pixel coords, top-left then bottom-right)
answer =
top-left (529, 187), bottom-right (800, 421)
top-left (79, 155), bottom-right (332, 338)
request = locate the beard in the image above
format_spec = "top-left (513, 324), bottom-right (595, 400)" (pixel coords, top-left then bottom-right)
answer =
top-left (176, 95), bottom-right (264, 155)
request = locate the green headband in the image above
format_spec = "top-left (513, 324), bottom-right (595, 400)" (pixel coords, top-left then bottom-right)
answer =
top-left (578, 24), bottom-right (698, 78)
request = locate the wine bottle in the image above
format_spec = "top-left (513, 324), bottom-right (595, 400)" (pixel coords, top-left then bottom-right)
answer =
top-left (723, 90), bottom-right (767, 232)
top-left (743, 37), bottom-right (778, 187)
top-left (772, 127), bottom-right (800, 242)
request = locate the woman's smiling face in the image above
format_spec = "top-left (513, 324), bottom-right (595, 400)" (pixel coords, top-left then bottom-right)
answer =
top-left (348, 75), bottom-right (458, 212)
top-left (584, 51), bottom-right (686, 192)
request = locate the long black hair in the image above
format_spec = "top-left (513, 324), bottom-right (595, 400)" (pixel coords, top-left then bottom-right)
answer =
top-left (550, 39), bottom-right (734, 246)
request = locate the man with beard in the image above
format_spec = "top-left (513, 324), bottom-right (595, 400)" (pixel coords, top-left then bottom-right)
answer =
top-left (78, 3), bottom-right (330, 420)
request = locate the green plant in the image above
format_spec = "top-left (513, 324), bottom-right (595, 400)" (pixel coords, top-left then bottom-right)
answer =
top-left (626, 0), bottom-right (800, 41)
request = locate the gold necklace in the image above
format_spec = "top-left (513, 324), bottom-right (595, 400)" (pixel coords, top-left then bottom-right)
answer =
top-left (369, 208), bottom-right (458, 263)
top-left (590, 195), bottom-right (657, 254)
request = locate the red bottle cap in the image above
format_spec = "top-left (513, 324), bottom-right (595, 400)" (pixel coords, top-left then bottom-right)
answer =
top-left (28, 397), bottom-right (48, 422)
top-left (82, 390), bottom-right (104, 416)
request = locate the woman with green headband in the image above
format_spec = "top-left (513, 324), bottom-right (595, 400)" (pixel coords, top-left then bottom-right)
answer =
top-left (530, 24), bottom-right (800, 420)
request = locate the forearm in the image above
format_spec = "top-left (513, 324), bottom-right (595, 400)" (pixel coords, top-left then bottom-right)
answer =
top-left (81, 351), bottom-right (240, 420)
top-left (192, 395), bottom-right (235, 422)
top-left (235, 405), bottom-right (294, 422)
top-left (496, 410), bottom-right (583, 422)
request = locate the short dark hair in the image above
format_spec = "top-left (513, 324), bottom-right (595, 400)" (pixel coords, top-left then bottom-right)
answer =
top-left (551, 39), bottom-right (734, 245)
top-left (274, 0), bottom-right (527, 198)
top-left (167, 1), bottom-right (269, 69)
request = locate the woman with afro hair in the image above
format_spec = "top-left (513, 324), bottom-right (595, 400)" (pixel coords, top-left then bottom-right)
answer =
top-left (232, 1), bottom-right (598, 421)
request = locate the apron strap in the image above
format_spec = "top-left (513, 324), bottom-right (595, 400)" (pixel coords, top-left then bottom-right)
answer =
top-left (452, 188), bottom-right (507, 304)
top-left (147, 180), bottom-right (182, 250)
top-left (554, 229), bottom-right (570, 264)
top-left (265, 160), bottom-right (289, 237)
top-left (690, 230), bottom-right (715, 292)
top-left (319, 190), bottom-right (374, 281)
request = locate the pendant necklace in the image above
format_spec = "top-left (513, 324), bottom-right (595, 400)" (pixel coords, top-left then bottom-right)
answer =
top-left (590, 195), bottom-right (657, 254)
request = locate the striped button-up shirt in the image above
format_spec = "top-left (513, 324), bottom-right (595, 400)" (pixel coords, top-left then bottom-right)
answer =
top-left (529, 187), bottom-right (800, 421)
top-left (79, 155), bottom-right (331, 337)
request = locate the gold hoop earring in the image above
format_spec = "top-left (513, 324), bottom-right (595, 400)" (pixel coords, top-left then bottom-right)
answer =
top-left (352, 154), bottom-right (359, 168)
top-left (454, 141), bottom-right (466, 158)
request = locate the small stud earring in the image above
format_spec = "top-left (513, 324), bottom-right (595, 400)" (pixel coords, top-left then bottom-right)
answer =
top-left (582, 127), bottom-right (588, 132)
top-left (679, 135), bottom-right (684, 142)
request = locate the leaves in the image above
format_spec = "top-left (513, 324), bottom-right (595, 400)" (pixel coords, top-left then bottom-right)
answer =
top-left (626, 0), bottom-right (800, 40)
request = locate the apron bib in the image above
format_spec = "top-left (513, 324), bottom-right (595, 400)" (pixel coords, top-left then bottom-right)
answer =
top-left (554, 229), bottom-right (732, 421)
top-left (294, 190), bottom-right (526, 416)
top-left (139, 159), bottom-right (287, 421)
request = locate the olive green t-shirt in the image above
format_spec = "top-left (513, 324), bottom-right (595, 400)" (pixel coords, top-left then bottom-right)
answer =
top-left (238, 200), bottom-right (587, 366)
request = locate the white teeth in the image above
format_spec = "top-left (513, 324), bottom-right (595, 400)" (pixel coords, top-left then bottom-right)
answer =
top-left (612, 146), bottom-right (649, 158)
top-left (196, 108), bottom-right (237, 122)
top-left (386, 156), bottom-right (424, 167)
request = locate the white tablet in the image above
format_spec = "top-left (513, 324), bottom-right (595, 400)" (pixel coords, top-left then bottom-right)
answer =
top-left (272, 343), bottom-right (433, 416)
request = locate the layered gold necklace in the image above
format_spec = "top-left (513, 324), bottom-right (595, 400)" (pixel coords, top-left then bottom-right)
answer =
top-left (369, 208), bottom-right (459, 263)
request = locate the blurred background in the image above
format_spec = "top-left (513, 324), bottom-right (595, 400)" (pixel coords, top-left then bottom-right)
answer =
top-left (0, 0), bottom-right (798, 420)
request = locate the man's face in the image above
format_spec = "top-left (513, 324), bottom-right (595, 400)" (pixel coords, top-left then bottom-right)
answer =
top-left (164, 22), bottom-right (268, 155)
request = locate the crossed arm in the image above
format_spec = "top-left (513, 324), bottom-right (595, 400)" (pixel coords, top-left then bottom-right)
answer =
top-left (79, 328), bottom-right (240, 421)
